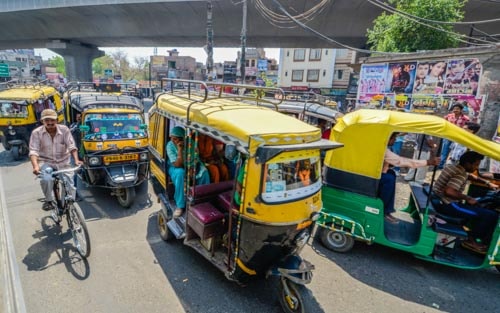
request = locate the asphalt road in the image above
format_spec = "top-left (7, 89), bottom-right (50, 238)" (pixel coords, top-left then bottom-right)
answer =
top-left (1, 148), bottom-right (499, 313)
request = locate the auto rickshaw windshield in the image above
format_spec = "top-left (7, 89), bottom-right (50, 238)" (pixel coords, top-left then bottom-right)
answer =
top-left (83, 113), bottom-right (146, 140)
top-left (262, 153), bottom-right (321, 203)
top-left (0, 101), bottom-right (28, 117)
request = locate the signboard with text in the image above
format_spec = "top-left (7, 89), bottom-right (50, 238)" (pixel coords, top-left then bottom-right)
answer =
top-left (0, 63), bottom-right (10, 77)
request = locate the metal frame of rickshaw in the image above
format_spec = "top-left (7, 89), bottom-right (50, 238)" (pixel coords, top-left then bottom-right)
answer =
top-left (318, 109), bottom-right (500, 271)
top-left (149, 78), bottom-right (343, 312)
top-left (65, 84), bottom-right (149, 208)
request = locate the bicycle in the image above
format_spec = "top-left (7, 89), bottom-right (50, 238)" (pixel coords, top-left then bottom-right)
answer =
top-left (39, 165), bottom-right (91, 258)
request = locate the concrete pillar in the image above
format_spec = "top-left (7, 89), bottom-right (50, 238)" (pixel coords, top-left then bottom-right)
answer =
top-left (46, 40), bottom-right (104, 81)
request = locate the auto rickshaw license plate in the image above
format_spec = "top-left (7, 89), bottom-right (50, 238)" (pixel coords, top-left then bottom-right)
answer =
top-left (103, 154), bottom-right (138, 162)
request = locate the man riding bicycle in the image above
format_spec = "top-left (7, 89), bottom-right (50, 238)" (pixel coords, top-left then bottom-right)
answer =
top-left (29, 109), bottom-right (83, 211)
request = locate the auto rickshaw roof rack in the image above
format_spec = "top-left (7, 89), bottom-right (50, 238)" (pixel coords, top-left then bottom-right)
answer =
top-left (65, 81), bottom-right (138, 96)
top-left (159, 78), bottom-right (285, 109)
top-left (69, 93), bottom-right (143, 113)
top-left (0, 78), bottom-right (52, 90)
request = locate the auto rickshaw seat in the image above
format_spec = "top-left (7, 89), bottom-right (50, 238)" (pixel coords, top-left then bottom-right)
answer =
top-left (188, 202), bottom-right (224, 240)
top-left (190, 180), bottom-right (234, 204)
top-left (215, 190), bottom-right (234, 213)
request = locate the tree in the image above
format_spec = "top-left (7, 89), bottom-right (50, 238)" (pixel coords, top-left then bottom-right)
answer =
top-left (49, 56), bottom-right (66, 76)
top-left (366, 0), bottom-right (465, 52)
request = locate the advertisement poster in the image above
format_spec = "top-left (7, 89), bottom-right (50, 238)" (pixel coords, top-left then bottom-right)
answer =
top-left (358, 64), bottom-right (388, 95)
top-left (357, 58), bottom-right (485, 116)
top-left (444, 58), bottom-right (482, 95)
top-left (386, 62), bottom-right (417, 94)
top-left (412, 60), bottom-right (447, 94)
top-left (410, 95), bottom-right (446, 114)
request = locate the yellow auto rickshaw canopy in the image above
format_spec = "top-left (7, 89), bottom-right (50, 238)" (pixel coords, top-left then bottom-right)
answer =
top-left (325, 109), bottom-right (500, 179)
top-left (154, 93), bottom-right (322, 151)
top-left (0, 85), bottom-right (58, 102)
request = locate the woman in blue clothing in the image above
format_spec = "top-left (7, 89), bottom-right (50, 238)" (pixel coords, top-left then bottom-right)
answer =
top-left (166, 126), bottom-right (210, 217)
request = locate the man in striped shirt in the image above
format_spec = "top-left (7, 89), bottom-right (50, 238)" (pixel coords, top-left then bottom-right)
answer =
top-left (29, 109), bottom-right (83, 211)
top-left (433, 151), bottom-right (498, 254)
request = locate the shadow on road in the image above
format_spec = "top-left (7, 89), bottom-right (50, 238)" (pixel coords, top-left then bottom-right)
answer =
top-left (76, 179), bottom-right (153, 221)
top-left (310, 237), bottom-right (500, 313)
top-left (0, 150), bottom-right (29, 167)
top-left (145, 213), bottom-right (325, 313)
top-left (22, 216), bottom-right (90, 280)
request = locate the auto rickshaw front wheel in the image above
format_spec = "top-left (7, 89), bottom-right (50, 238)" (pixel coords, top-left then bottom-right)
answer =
top-left (157, 210), bottom-right (174, 241)
top-left (11, 146), bottom-right (20, 161)
top-left (116, 187), bottom-right (135, 208)
top-left (319, 227), bottom-right (354, 253)
top-left (278, 279), bottom-right (315, 313)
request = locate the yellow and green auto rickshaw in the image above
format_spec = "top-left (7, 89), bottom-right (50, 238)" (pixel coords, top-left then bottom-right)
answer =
top-left (149, 79), bottom-right (342, 312)
top-left (317, 109), bottom-right (500, 272)
top-left (0, 81), bottom-right (64, 160)
top-left (65, 82), bottom-right (149, 208)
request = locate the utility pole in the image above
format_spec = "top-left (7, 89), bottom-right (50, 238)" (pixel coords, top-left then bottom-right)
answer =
top-left (240, 0), bottom-right (247, 84)
top-left (206, 1), bottom-right (214, 81)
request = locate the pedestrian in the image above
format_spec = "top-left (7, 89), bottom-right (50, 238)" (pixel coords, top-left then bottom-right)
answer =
top-left (404, 134), bottom-right (437, 184)
top-left (438, 102), bottom-right (470, 169)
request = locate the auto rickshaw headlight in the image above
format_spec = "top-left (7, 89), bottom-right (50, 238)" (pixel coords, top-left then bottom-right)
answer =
top-left (139, 152), bottom-right (148, 161)
top-left (88, 156), bottom-right (101, 166)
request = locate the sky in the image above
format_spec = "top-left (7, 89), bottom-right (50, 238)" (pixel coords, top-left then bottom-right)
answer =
top-left (34, 47), bottom-right (281, 64)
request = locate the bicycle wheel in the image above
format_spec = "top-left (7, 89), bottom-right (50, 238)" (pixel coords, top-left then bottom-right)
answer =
top-left (67, 202), bottom-right (91, 258)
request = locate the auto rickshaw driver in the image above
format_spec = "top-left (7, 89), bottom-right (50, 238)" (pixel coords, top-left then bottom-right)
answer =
top-left (432, 151), bottom-right (499, 254)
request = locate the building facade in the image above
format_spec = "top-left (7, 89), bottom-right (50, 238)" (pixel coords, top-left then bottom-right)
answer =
top-left (150, 49), bottom-right (204, 81)
top-left (278, 48), bottom-right (357, 108)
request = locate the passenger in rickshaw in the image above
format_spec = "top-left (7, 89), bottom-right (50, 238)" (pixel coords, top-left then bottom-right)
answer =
top-left (198, 133), bottom-right (229, 183)
top-left (380, 132), bottom-right (440, 223)
top-left (166, 126), bottom-right (210, 217)
top-left (432, 151), bottom-right (499, 254)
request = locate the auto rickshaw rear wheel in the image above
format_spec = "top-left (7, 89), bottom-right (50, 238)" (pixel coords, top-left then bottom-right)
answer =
top-left (319, 227), bottom-right (354, 253)
top-left (116, 187), bottom-right (135, 208)
top-left (278, 279), bottom-right (315, 313)
top-left (157, 210), bottom-right (174, 241)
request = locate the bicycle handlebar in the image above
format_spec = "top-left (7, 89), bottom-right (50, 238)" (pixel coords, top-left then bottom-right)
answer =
top-left (38, 165), bottom-right (82, 178)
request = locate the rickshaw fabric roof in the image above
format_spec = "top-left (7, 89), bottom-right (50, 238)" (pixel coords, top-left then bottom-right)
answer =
top-left (154, 93), bottom-right (322, 149)
top-left (326, 109), bottom-right (500, 179)
top-left (0, 86), bottom-right (58, 102)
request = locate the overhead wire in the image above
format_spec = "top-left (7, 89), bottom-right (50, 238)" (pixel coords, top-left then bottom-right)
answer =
top-left (370, 0), bottom-right (500, 25)
top-left (268, 0), bottom-right (412, 55)
top-left (254, 0), bottom-right (330, 29)
top-left (367, 0), bottom-right (496, 46)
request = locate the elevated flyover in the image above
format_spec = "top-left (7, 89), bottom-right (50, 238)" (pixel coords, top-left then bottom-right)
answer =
top-left (0, 0), bottom-right (498, 80)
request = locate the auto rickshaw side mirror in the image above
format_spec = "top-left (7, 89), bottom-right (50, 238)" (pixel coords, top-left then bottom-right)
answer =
top-left (140, 124), bottom-right (147, 130)
top-left (80, 125), bottom-right (90, 132)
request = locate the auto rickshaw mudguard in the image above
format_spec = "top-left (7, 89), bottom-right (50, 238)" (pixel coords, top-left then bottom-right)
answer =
top-left (106, 163), bottom-right (140, 187)
top-left (268, 255), bottom-right (314, 285)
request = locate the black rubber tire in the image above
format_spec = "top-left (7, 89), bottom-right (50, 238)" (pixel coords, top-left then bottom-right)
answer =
top-left (116, 187), bottom-right (135, 208)
top-left (157, 210), bottom-right (174, 241)
top-left (496, 265), bottom-right (500, 273)
top-left (278, 279), bottom-right (315, 313)
top-left (319, 227), bottom-right (355, 253)
top-left (11, 145), bottom-right (20, 160)
top-left (67, 203), bottom-right (91, 258)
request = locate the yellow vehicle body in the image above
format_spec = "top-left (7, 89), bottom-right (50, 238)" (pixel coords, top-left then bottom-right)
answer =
top-left (0, 83), bottom-right (63, 159)
top-left (65, 83), bottom-right (149, 208)
top-left (149, 79), bottom-right (342, 309)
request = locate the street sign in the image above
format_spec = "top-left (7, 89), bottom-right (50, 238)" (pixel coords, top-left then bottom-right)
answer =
top-left (104, 69), bottom-right (113, 77)
top-left (0, 63), bottom-right (10, 77)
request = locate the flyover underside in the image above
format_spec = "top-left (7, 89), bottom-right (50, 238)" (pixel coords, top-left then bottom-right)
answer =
top-left (0, 1), bottom-right (495, 50)
top-left (0, 0), bottom-right (500, 49)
